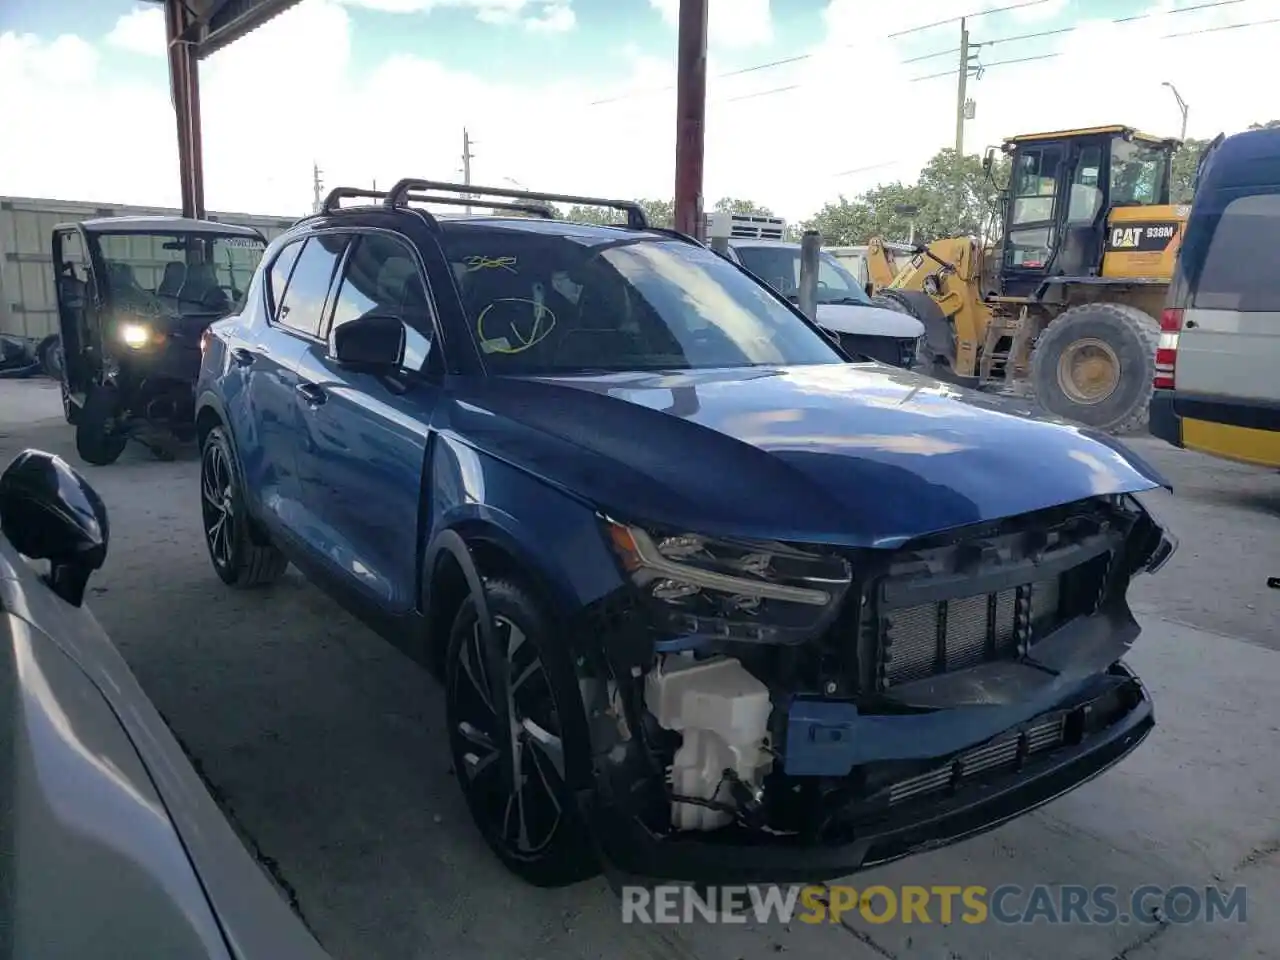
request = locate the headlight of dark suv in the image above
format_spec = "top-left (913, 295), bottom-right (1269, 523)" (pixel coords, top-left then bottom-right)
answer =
top-left (604, 519), bottom-right (852, 644)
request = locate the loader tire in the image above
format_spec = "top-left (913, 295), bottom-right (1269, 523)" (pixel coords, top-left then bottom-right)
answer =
top-left (1029, 302), bottom-right (1159, 435)
top-left (872, 289), bottom-right (960, 382)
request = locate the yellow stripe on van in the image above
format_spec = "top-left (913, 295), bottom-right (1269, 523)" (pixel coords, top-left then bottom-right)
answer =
top-left (1181, 418), bottom-right (1280, 469)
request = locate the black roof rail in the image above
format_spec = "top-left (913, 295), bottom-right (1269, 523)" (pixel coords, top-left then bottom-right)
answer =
top-left (320, 186), bottom-right (556, 219)
top-left (383, 178), bottom-right (649, 230)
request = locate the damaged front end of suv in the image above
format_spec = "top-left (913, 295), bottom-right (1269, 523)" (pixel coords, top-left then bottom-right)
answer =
top-left (571, 493), bottom-right (1174, 885)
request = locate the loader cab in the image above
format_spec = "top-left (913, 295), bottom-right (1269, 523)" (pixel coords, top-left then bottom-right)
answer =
top-left (998, 125), bottom-right (1179, 298)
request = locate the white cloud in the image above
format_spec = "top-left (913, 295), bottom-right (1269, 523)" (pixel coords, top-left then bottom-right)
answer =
top-left (525, 0), bottom-right (574, 33)
top-left (649, 0), bottom-right (773, 49)
top-left (105, 5), bottom-right (165, 56)
top-left (1, 0), bottom-right (1276, 225)
top-left (338, 0), bottom-right (574, 30)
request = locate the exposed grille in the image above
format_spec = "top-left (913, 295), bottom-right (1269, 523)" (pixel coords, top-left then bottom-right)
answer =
top-left (837, 333), bottom-right (918, 369)
top-left (882, 577), bottom-right (1061, 687)
top-left (887, 714), bottom-right (1067, 807)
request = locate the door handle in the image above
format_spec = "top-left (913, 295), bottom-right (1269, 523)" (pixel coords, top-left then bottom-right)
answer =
top-left (295, 381), bottom-right (327, 406)
top-left (231, 347), bottom-right (256, 366)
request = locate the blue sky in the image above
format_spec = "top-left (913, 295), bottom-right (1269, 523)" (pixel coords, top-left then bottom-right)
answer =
top-left (2, 0), bottom-right (1276, 219)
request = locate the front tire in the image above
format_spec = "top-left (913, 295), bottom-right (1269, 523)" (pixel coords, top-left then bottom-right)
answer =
top-left (445, 577), bottom-right (599, 887)
top-left (75, 385), bottom-right (128, 465)
top-left (200, 425), bottom-right (289, 587)
top-left (1029, 302), bottom-right (1159, 434)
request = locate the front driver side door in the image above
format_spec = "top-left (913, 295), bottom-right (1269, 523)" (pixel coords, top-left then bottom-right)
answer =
top-left (291, 231), bottom-right (441, 615)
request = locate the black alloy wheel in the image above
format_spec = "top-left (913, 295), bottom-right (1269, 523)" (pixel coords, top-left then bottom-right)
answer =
top-left (200, 426), bottom-right (289, 587)
top-left (445, 578), bottom-right (598, 887)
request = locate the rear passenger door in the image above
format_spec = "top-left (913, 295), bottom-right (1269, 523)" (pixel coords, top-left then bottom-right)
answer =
top-left (291, 231), bottom-right (441, 615)
top-left (1175, 191), bottom-right (1280, 419)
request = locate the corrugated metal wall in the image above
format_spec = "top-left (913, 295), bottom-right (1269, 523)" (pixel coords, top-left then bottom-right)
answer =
top-left (0, 196), bottom-right (298, 340)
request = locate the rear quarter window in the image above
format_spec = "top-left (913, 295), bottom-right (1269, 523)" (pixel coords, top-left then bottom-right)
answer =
top-left (1192, 193), bottom-right (1280, 312)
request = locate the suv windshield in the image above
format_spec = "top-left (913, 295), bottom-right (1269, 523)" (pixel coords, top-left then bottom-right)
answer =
top-left (733, 244), bottom-right (872, 306)
top-left (93, 231), bottom-right (267, 318)
top-left (439, 230), bottom-right (844, 375)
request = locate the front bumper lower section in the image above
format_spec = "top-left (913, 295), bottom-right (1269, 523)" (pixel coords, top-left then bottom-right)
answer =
top-left (587, 662), bottom-right (1152, 885)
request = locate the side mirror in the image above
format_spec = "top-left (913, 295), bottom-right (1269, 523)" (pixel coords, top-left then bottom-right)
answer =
top-left (332, 313), bottom-right (405, 372)
top-left (982, 147), bottom-right (995, 175)
top-left (0, 450), bottom-right (109, 607)
top-left (864, 281), bottom-right (875, 299)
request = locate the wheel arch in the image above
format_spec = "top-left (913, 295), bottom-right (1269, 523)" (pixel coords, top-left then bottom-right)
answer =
top-left (421, 510), bottom-right (616, 673)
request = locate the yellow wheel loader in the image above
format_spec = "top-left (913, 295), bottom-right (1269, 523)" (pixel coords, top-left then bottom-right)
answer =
top-left (867, 125), bottom-right (1188, 433)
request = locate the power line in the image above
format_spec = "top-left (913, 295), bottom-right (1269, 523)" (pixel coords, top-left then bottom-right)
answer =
top-left (909, 9), bottom-right (1280, 81)
top-left (588, 2), bottom-right (1052, 107)
top-left (1165, 12), bottom-right (1280, 36)
top-left (886, 0), bottom-right (1052, 39)
top-left (907, 0), bottom-right (1259, 71)
top-left (589, 0), bottom-right (1270, 109)
top-left (723, 84), bottom-right (799, 103)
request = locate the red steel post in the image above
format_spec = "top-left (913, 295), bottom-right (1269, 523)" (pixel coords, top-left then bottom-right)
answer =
top-left (673, 0), bottom-right (708, 239)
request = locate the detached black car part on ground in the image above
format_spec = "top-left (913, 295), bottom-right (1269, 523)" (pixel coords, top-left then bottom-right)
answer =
top-left (194, 178), bottom-right (1177, 888)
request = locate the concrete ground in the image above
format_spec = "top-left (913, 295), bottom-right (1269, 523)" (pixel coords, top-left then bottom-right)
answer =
top-left (2, 377), bottom-right (1278, 960)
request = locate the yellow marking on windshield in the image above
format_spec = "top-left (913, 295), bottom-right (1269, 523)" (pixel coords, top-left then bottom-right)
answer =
top-left (465, 255), bottom-right (518, 273)
top-left (477, 297), bottom-right (556, 354)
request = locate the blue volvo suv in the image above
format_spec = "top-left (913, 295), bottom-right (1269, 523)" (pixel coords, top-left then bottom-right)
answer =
top-left (195, 180), bottom-right (1176, 888)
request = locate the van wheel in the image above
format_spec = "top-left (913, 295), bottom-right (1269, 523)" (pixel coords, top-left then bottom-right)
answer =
top-left (200, 425), bottom-right (289, 587)
top-left (445, 577), bottom-right (599, 887)
top-left (1030, 303), bottom-right (1159, 434)
top-left (75, 385), bottom-right (128, 465)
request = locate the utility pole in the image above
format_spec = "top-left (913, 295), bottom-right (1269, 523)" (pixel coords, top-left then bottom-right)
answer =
top-left (462, 127), bottom-right (475, 215)
top-left (312, 161), bottom-right (324, 213)
top-left (673, 0), bottom-right (709, 239)
top-left (955, 19), bottom-right (981, 156)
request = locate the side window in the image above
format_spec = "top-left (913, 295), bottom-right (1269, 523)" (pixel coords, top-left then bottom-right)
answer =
top-left (267, 239), bottom-right (305, 317)
top-left (1194, 193), bottom-right (1280, 312)
top-left (1066, 145), bottom-right (1103, 225)
top-left (329, 232), bottom-right (434, 371)
top-left (1010, 146), bottom-right (1063, 226)
top-left (56, 231), bottom-right (90, 302)
top-left (275, 234), bottom-right (346, 337)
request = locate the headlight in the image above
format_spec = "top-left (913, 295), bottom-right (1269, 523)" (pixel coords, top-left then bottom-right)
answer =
top-left (1127, 489), bottom-right (1179, 574)
top-left (119, 322), bottom-right (153, 348)
top-left (605, 520), bottom-right (852, 644)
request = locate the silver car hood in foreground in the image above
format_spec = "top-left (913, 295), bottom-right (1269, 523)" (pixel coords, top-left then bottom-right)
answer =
top-left (814, 302), bottom-right (925, 338)
top-left (0, 536), bottom-right (330, 960)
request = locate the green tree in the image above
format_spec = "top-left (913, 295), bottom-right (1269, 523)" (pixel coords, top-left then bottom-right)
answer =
top-left (1170, 136), bottom-right (1211, 203)
top-left (802, 149), bottom-right (1007, 246)
top-left (1171, 120), bottom-right (1277, 202)
top-left (713, 197), bottom-right (776, 218)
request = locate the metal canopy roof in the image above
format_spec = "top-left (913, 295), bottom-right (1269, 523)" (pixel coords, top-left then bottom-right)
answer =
top-left (143, 0), bottom-right (303, 58)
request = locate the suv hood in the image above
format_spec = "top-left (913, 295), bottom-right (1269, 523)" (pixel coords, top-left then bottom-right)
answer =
top-left (450, 364), bottom-right (1166, 548)
top-left (814, 302), bottom-right (924, 339)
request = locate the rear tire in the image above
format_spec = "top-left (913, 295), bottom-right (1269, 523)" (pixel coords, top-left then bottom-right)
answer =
top-left (200, 425), bottom-right (289, 587)
top-left (75, 385), bottom-right (128, 465)
top-left (60, 379), bottom-right (79, 425)
top-left (1029, 302), bottom-right (1159, 434)
top-left (873, 289), bottom-right (962, 382)
top-left (445, 576), bottom-right (599, 888)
